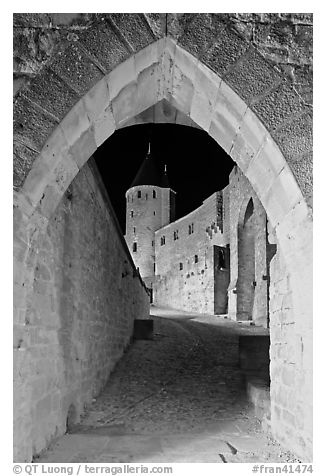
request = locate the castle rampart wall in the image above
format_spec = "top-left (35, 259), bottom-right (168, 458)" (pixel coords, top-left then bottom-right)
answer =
top-left (15, 160), bottom-right (149, 460)
top-left (154, 192), bottom-right (225, 313)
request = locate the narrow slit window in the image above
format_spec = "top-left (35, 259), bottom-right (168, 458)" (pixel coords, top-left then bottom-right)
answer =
top-left (133, 242), bottom-right (137, 253)
top-left (219, 250), bottom-right (226, 269)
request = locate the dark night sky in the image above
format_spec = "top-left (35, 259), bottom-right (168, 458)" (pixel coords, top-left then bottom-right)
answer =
top-left (94, 124), bottom-right (235, 234)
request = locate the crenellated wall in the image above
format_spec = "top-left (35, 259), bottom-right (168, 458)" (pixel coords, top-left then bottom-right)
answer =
top-left (154, 192), bottom-right (227, 313)
top-left (13, 160), bottom-right (149, 461)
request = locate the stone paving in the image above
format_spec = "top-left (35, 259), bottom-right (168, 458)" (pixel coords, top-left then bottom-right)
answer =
top-left (36, 307), bottom-right (300, 464)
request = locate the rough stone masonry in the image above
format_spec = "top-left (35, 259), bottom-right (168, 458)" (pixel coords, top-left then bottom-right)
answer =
top-left (13, 13), bottom-right (313, 462)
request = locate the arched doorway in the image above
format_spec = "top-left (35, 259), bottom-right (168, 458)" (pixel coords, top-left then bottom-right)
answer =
top-left (13, 36), bottom-right (313, 461)
top-left (237, 198), bottom-right (255, 321)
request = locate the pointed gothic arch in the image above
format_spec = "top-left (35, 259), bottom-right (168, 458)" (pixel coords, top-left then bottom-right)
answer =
top-left (15, 37), bottom-right (312, 329)
top-left (14, 35), bottom-right (313, 460)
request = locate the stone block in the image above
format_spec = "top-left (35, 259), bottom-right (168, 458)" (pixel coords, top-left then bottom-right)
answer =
top-left (246, 135), bottom-right (286, 207)
top-left (135, 63), bottom-right (161, 114)
top-left (144, 13), bottom-right (166, 39)
top-left (82, 77), bottom-right (111, 123)
top-left (263, 167), bottom-right (303, 227)
top-left (232, 108), bottom-right (268, 174)
top-left (109, 13), bottom-right (155, 52)
top-left (22, 67), bottom-right (79, 121)
top-left (252, 82), bottom-right (305, 133)
top-left (50, 41), bottom-right (104, 95)
top-left (77, 23), bottom-right (130, 73)
top-left (68, 127), bottom-right (97, 170)
top-left (39, 158), bottom-right (79, 218)
top-left (166, 13), bottom-right (195, 41)
top-left (201, 25), bottom-right (249, 76)
top-left (273, 111), bottom-right (313, 162)
top-left (288, 154), bottom-right (313, 203)
top-left (111, 82), bottom-right (138, 127)
top-left (108, 55), bottom-right (137, 101)
top-left (14, 141), bottom-right (39, 190)
top-left (170, 66), bottom-right (195, 116)
top-left (14, 94), bottom-right (58, 153)
top-left (60, 99), bottom-right (91, 149)
top-left (158, 43), bottom-right (176, 100)
top-left (209, 81), bottom-right (247, 154)
top-left (177, 14), bottom-right (218, 59)
top-left (135, 39), bottom-right (164, 76)
top-left (174, 43), bottom-right (198, 82)
top-left (23, 156), bottom-right (58, 207)
top-left (224, 46), bottom-right (282, 104)
top-left (190, 62), bottom-right (221, 131)
top-left (94, 106), bottom-right (116, 147)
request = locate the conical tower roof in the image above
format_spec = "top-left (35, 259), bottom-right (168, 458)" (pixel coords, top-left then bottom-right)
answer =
top-left (161, 164), bottom-right (170, 188)
top-left (130, 144), bottom-right (162, 188)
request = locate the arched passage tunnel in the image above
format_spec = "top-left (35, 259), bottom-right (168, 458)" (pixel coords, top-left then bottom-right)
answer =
top-left (13, 13), bottom-right (313, 463)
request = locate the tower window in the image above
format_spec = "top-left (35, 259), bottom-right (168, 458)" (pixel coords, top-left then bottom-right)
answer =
top-left (130, 211), bottom-right (134, 218)
top-left (173, 230), bottom-right (179, 241)
top-left (153, 211), bottom-right (156, 216)
top-left (138, 190), bottom-right (141, 198)
top-left (179, 263), bottom-right (183, 270)
top-left (188, 223), bottom-right (194, 234)
top-left (194, 255), bottom-right (198, 263)
top-left (219, 250), bottom-right (226, 269)
top-left (152, 241), bottom-right (154, 247)
top-left (160, 236), bottom-right (166, 246)
top-left (133, 227), bottom-right (136, 234)
top-left (132, 243), bottom-right (137, 253)
top-left (153, 190), bottom-right (156, 199)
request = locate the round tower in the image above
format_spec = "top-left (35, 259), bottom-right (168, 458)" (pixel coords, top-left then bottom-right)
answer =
top-left (125, 144), bottom-right (176, 291)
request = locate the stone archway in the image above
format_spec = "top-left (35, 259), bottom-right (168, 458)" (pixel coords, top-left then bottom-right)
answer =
top-left (14, 35), bottom-right (313, 460)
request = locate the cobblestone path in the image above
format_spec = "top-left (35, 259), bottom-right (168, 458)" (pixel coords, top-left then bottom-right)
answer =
top-left (37, 307), bottom-right (300, 463)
